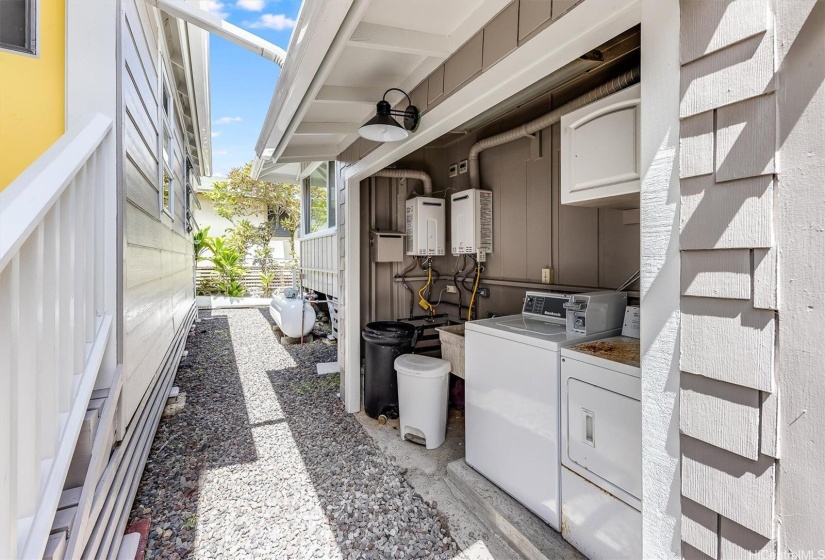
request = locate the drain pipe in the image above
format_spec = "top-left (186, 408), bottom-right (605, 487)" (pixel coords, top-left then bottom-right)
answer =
top-left (374, 169), bottom-right (433, 196)
top-left (148, 0), bottom-right (287, 65)
top-left (468, 68), bottom-right (640, 190)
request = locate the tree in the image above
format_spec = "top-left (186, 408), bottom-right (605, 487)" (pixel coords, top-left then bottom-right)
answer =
top-left (209, 162), bottom-right (301, 260)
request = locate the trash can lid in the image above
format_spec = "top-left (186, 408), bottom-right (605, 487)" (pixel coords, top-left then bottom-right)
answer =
top-left (394, 354), bottom-right (451, 378)
top-left (362, 321), bottom-right (417, 345)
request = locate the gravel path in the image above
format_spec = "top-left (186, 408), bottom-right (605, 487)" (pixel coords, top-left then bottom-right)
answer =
top-left (129, 308), bottom-right (459, 560)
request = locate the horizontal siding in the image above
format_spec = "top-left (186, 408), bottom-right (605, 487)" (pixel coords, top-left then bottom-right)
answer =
top-left (680, 0), bottom-right (768, 64)
top-left (679, 110), bottom-right (714, 179)
top-left (680, 372), bottom-right (760, 459)
top-left (715, 93), bottom-right (776, 183)
top-left (752, 247), bottom-right (778, 310)
top-left (682, 542), bottom-right (715, 560)
top-left (719, 517), bottom-right (772, 559)
top-left (681, 249), bottom-right (750, 299)
top-left (124, 150), bottom-right (159, 217)
top-left (681, 497), bottom-right (718, 559)
top-left (682, 436), bottom-right (775, 538)
top-left (759, 390), bottom-right (779, 458)
top-left (681, 297), bottom-right (775, 391)
top-left (680, 29), bottom-right (775, 118)
top-left (680, 174), bottom-right (773, 250)
top-left (124, 115), bottom-right (159, 204)
top-left (121, 0), bottom-right (194, 432)
top-left (678, 0), bottom-right (780, 554)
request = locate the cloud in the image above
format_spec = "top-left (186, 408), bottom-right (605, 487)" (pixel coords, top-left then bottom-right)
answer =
top-left (236, 0), bottom-right (265, 10)
top-left (211, 131), bottom-right (221, 138)
top-left (202, 0), bottom-right (228, 18)
top-left (214, 116), bottom-right (242, 124)
top-left (212, 172), bottom-right (227, 178)
top-left (247, 13), bottom-right (296, 30)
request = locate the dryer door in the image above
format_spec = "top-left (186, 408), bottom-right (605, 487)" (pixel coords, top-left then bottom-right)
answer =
top-left (564, 360), bottom-right (641, 501)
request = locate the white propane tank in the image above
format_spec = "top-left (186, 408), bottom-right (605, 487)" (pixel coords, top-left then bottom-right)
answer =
top-left (269, 289), bottom-right (316, 338)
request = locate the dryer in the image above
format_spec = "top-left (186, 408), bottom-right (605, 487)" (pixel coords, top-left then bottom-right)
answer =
top-left (560, 336), bottom-right (642, 559)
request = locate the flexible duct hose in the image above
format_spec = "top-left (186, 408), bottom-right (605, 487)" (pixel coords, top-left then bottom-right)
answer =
top-left (374, 169), bottom-right (433, 196)
top-left (468, 68), bottom-right (640, 189)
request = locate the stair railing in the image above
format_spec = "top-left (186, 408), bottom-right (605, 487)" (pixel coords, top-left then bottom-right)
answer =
top-left (0, 113), bottom-right (116, 559)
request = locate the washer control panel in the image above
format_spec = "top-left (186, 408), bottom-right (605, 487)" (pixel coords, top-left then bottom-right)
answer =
top-left (522, 291), bottom-right (569, 324)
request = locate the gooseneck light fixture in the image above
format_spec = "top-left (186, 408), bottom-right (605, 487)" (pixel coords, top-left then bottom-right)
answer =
top-left (357, 88), bottom-right (420, 142)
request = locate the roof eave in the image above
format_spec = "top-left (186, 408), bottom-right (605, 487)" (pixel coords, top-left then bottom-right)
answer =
top-left (253, 0), bottom-right (362, 176)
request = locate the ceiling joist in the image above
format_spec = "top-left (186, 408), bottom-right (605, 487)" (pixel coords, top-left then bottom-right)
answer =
top-left (279, 145), bottom-right (340, 162)
top-left (347, 22), bottom-right (452, 58)
top-left (295, 122), bottom-right (359, 135)
top-left (315, 85), bottom-right (387, 104)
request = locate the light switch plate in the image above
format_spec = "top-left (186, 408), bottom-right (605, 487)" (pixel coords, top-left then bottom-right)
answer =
top-left (449, 164), bottom-right (458, 177)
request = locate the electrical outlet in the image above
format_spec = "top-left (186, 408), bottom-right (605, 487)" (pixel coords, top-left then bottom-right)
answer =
top-left (446, 285), bottom-right (458, 294)
top-left (477, 287), bottom-right (490, 298)
top-left (458, 160), bottom-right (468, 174)
top-left (541, 268), bottom-right (553, 284)
top-left (449, 164), bottom-right (458, 177)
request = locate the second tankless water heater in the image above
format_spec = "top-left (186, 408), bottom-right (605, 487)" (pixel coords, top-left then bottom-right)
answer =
top-left (451, 189), bottom-right (492, 256)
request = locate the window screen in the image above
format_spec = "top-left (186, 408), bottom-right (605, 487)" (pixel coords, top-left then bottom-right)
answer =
top-left (0, 0), bottom-right (35, 54)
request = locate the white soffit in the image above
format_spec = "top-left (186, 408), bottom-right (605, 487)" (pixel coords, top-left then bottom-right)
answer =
top-left (254, 0), bottom-right (510, 171)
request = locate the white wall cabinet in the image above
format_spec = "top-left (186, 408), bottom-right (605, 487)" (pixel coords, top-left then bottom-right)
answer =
top-left (561, 83), bottom-right (641, 209)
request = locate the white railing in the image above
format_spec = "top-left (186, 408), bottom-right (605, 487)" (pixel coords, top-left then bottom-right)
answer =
top-left (299, 228), bottom-right (338, 298)
top-left (0, 114), bottom-right (115, 559)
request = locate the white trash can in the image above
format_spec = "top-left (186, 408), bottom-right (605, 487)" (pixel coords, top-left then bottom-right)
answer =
top-left (394, 354), bottom-right (452, 449)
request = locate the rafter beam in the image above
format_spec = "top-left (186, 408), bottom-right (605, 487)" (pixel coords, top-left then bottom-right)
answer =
top-left (315, 86), bottom-right (387, 104)
top-left (295, 122), bottom-right (359, 135)
top-left (347, 22), bottom-right (452, 58)
top-left (279, 145), bottom-right (341, 162)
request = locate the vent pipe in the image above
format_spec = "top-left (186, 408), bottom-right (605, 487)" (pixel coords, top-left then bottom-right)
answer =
top-left (468, 68), bottom-right (640, 190)
top-left (374, 169), bottom-right (433, 196)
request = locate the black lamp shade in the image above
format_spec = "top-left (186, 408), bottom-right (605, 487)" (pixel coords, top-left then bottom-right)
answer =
top-left (358, 100), bottom-right (409, 142)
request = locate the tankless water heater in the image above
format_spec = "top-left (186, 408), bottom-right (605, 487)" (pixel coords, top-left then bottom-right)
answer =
top-left (451, 189), bottom-right (492, 255)
top-left (405, 197), bottom-right (445, 256)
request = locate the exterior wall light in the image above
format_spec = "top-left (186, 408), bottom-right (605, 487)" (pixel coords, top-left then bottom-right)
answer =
top-left (357, 88), bottom-right (420, 142)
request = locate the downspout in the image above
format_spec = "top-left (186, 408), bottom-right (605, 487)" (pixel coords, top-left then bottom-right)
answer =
top-left (468, 68), bottom-right (640, 189)
top-left (374, 169), bottom-right (433, 196)
top-left (146, 0), bottom-right (287, 65)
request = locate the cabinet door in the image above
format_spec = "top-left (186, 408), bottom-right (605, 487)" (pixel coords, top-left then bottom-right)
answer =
top-left (561, 83), bottom-right (641, 209)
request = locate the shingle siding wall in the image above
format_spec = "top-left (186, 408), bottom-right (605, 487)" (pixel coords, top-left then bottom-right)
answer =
top-left (678, 0), bottom-right (780, 556)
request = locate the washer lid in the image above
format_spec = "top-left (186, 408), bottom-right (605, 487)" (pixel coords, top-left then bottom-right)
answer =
top-left (394, 354), bottom-right (451, 377)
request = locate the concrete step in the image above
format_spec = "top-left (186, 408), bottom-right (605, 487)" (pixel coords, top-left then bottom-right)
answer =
top-left (445, 460), bottom-right (585, 560)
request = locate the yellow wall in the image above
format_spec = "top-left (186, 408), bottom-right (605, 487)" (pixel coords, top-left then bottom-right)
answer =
top-left (0, 0), bottom-right (66, 191)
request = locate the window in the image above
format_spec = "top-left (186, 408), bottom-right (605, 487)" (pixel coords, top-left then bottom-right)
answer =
top-left (0, 0), bottom-right (36, 55)
top-left (159, 68), bottom-right (174, 218)
top-left (303, 162), bottom-right (335, 235)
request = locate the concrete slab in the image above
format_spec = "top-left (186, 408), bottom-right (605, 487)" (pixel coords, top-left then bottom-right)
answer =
top-left (357, 408), bottom-right (523, 560)
top-left (446, 460), bottom-right (584, 560)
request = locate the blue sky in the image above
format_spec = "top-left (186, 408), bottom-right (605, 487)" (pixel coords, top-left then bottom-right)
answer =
top-left (204, 0), bottom-right (302, 177)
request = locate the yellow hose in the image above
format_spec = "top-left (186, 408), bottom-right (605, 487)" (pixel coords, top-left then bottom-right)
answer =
top-left (418, 267), bottom-right (434, 314)
top-left (467, 264), bottom-right (481, 321)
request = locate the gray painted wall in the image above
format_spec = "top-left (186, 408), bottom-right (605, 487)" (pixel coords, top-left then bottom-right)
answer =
top-left (120, 0), bottom-right (196, 432)
top-left (358, 81), bottom-right (640, 327)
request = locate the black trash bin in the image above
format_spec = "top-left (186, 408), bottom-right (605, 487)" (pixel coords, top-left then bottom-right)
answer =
top-left (362, 321), bottom-right (418, 420)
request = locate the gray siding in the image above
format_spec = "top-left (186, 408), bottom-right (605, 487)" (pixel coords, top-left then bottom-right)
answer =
top-left (120, 0), bottom-right (195, 431)
top-left (678, 0), bottom-right (782, 555)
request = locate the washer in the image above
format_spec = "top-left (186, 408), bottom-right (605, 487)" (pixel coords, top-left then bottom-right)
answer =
top-left (464, 293), bottom-right (622, 530)
top-left (560, 336), bottom-right (642, 559)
